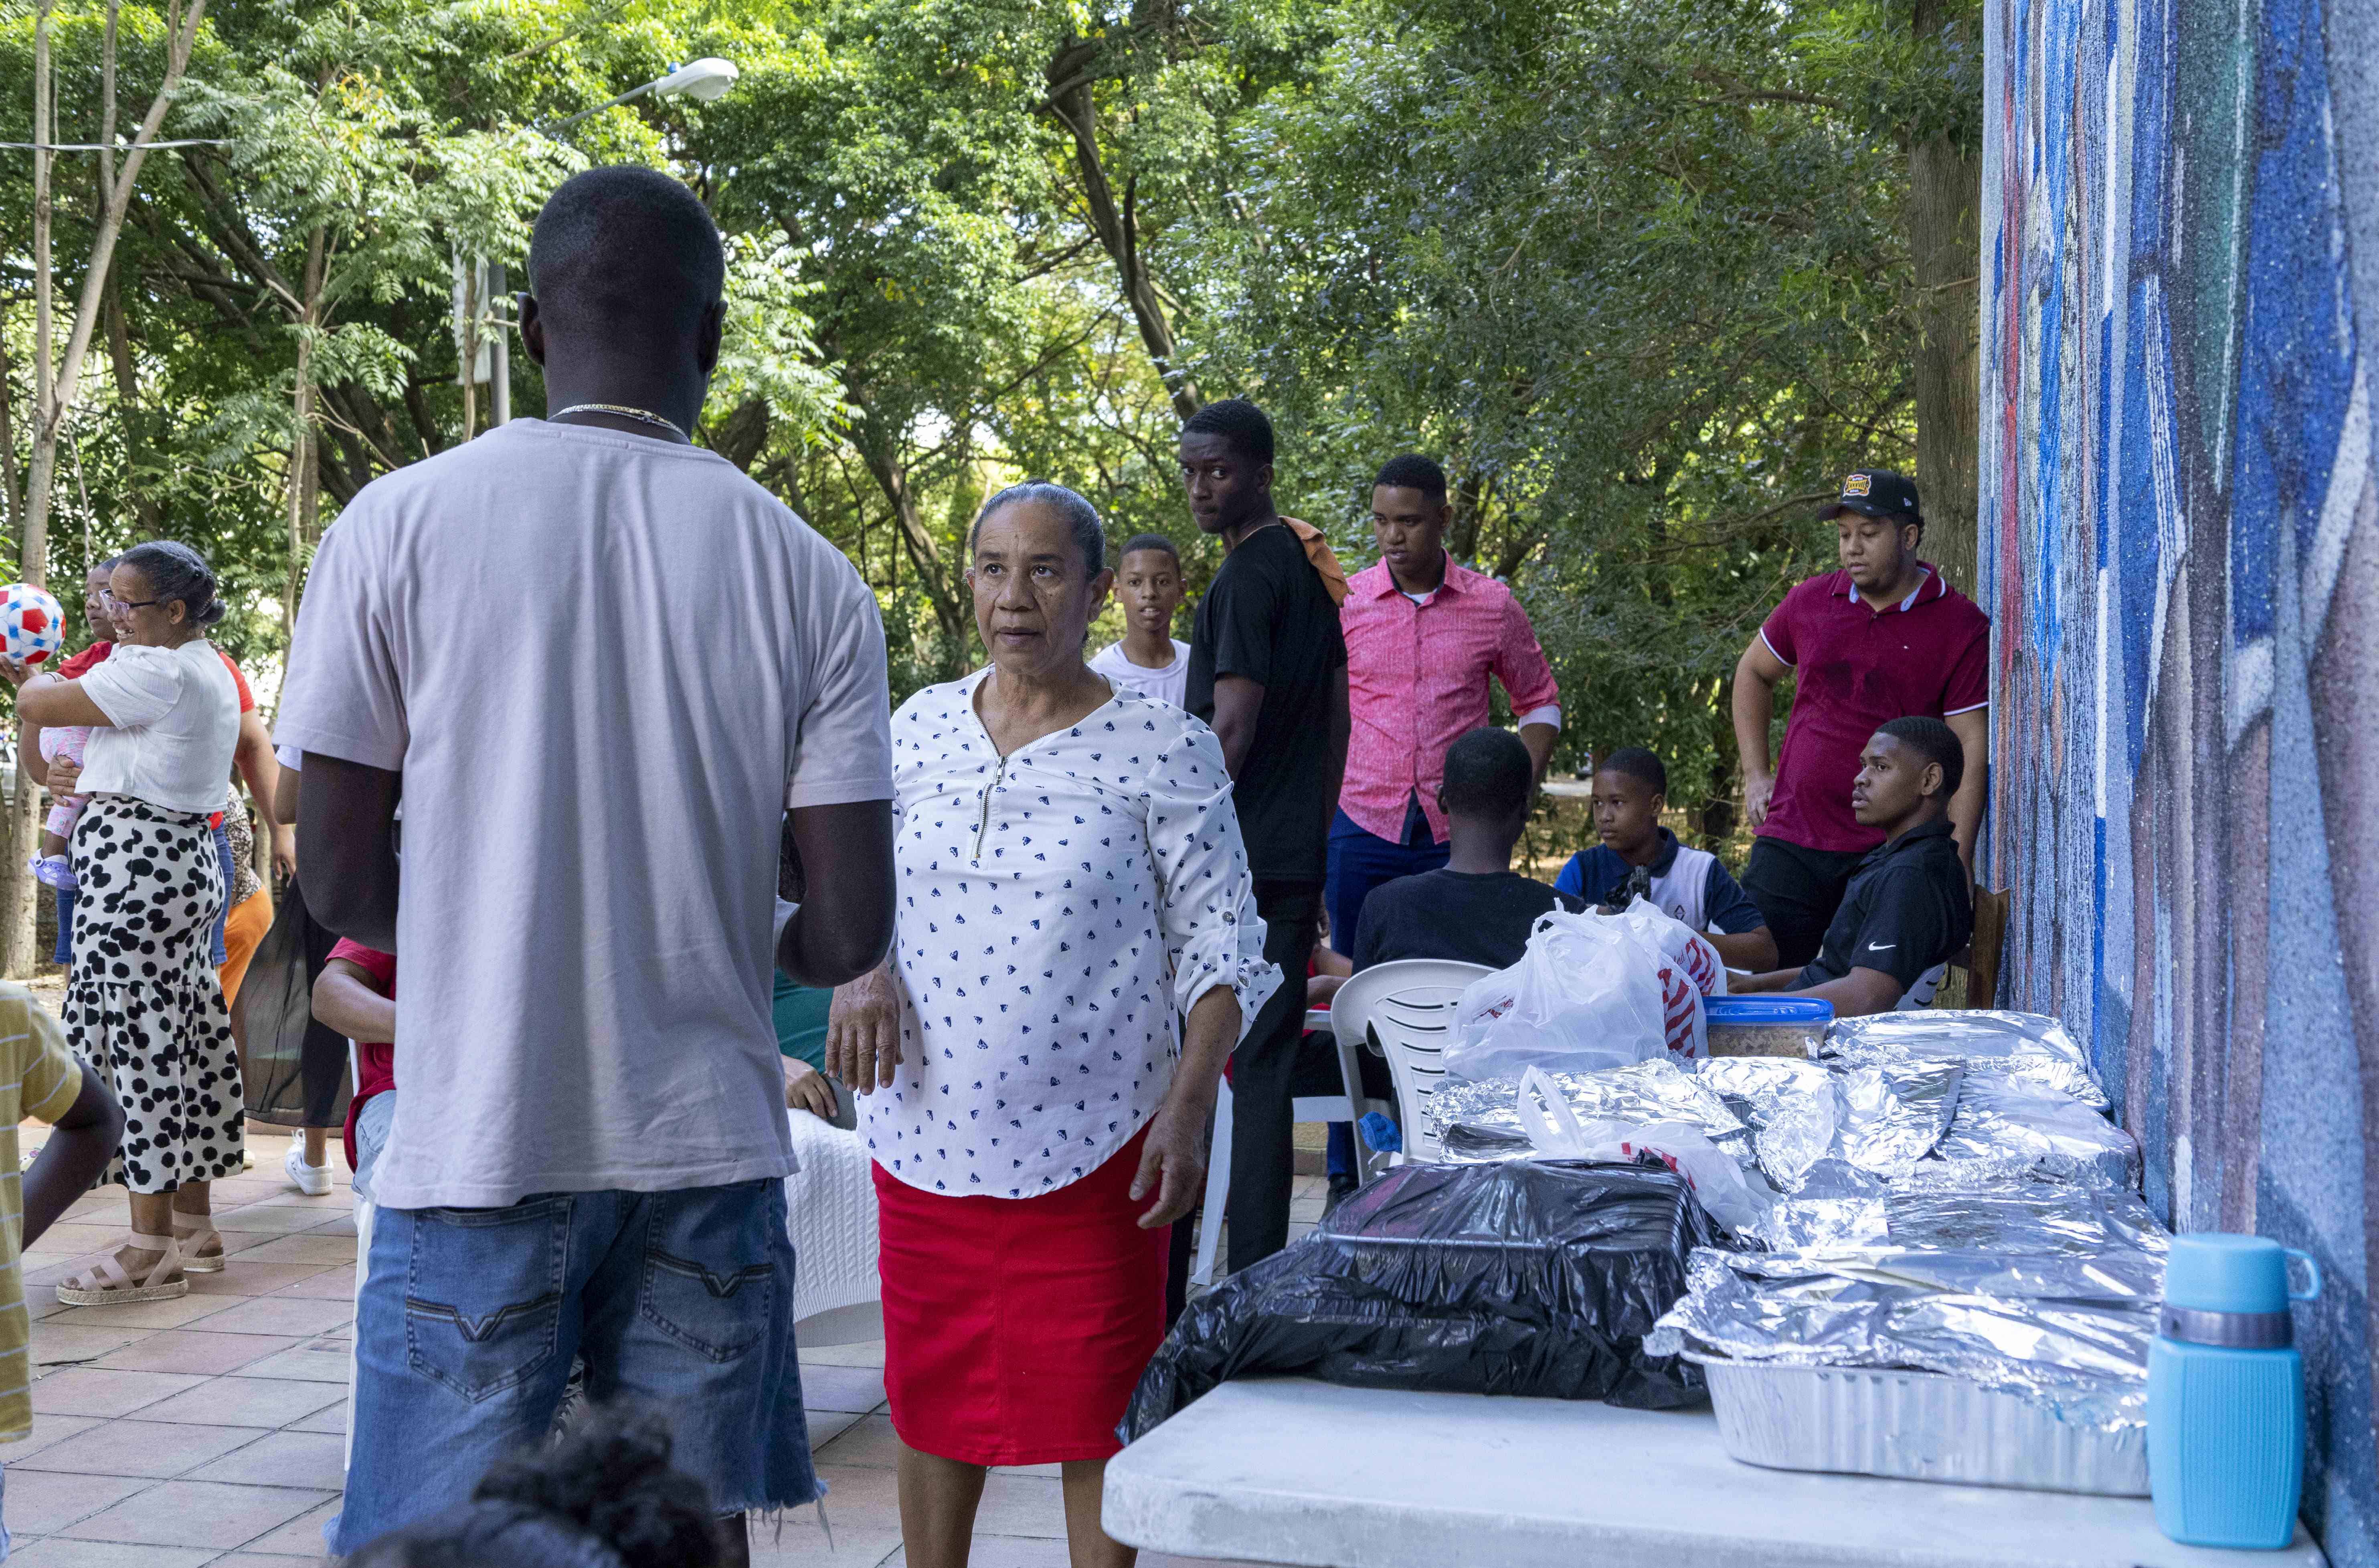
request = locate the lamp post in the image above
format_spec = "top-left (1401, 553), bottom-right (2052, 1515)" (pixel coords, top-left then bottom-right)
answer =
top-left (480, 58), bottom-right (742, 429)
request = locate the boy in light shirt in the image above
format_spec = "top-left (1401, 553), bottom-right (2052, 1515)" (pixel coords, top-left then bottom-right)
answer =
top-left (0, 985), bottom-right (124, 1556)
top-left (1087, 533), bottom-right (1192, 706)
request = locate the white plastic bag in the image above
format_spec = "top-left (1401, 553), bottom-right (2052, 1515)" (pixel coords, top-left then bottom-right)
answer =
top-left (1447, 911), bottom-right (1673, 1078)
top-left (1511, 1067), bottom-right (1774, 1231)
top-left (1446, 908), bottom-right (1720, 1078)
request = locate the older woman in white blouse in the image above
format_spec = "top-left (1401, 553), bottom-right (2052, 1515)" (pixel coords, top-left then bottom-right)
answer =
top-left (829, 481), bottom-right (1275, 1568)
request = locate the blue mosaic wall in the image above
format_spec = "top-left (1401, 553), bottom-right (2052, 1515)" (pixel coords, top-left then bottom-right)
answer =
top-left (1980, 0), bottom-right (2378, 1554)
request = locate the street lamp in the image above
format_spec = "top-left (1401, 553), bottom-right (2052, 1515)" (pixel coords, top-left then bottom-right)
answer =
top-left (539, 58), bottom-right (740, 135)
top-left (473, 58), bottom-right (741, 427)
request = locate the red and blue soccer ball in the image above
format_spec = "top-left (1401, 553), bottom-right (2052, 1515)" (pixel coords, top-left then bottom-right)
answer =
top-left (0, 584), bottom-right (65, 667)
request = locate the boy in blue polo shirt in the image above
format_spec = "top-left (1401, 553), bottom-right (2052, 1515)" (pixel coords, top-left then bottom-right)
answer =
top-left (1553, 747), bottom-right (1777, 970)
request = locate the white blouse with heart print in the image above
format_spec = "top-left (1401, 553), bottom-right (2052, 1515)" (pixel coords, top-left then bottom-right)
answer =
top-left (864, 669), bottom-right (1280, 1198)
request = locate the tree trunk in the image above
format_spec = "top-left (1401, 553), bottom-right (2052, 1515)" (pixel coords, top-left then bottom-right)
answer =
top-left (282, 228), bottom-right (326, 637)
top-left (1909, 0), bottom-right (1981, 592)
top-left (853, 429), bottom-right (966, 647)
top-left (1044, 45), bottom-right (1201, 421)
top-left (6, 0), bottom-right (212, 978)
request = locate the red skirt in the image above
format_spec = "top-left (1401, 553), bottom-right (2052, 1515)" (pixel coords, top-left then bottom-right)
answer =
top-left (872, 1123), bottom-right (1169, 1466)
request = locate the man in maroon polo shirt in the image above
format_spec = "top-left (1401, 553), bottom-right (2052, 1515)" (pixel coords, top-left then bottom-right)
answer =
top-left (1730, 470), bottom-right (1989, 969)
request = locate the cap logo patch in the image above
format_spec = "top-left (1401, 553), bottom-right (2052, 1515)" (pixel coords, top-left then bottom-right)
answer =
top-left (1843, 473), bottom-right (1872, 498)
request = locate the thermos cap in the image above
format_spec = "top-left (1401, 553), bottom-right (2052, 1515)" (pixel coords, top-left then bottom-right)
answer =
top-left (2163, 1233), bottom-right (2322, 1315)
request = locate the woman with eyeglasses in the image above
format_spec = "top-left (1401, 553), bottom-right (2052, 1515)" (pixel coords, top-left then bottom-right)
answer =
top-left (2, 541), bottom-right (246, 1305)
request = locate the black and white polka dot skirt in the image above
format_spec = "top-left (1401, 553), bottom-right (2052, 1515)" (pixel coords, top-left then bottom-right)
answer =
top-left (67, 795), bottom-right (245, 1192)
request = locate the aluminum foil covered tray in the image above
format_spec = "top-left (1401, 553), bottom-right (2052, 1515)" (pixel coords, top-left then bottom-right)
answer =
top-left (1686, 1356), bottom-right (2150, 1495)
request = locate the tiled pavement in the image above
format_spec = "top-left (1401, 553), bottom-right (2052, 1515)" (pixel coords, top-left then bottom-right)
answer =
top-left (8, 1118), bottom-right (1317, 1566)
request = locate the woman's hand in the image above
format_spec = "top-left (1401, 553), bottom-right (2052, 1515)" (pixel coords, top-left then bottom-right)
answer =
top-left (0, 658), bottom-right (44, 691)
top-left (782, 1057), bottom-right (840, 1120)
top-left (271, 823), bottom-right (297, 882)
top-left (46, 755), bottom-right (81, 797)
top-left (825, 963), bottom-right (902, 1096)
top-left (1131, 1092), bottom-right (1212, 1229)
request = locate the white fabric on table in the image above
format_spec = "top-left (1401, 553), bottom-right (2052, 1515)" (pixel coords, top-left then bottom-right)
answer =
top-left (783, 1108), bottom-right (879, 1325)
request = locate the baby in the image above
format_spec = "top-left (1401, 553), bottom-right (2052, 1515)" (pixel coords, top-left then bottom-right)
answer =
top-left (27, 725), bottom-right (90, 891)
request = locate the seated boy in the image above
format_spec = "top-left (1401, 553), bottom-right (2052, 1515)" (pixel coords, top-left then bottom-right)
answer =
top-left (1736, 717), bottom-right (1972, 1016)
top-left (1553, 747), bottom-right (1776, 969)
top-left (0, 985), bottom-right (124, 1549)
top-left (313, 942), bottom-right (396, 1198)
top-left (1350, 727), bottom-right (1586, 972)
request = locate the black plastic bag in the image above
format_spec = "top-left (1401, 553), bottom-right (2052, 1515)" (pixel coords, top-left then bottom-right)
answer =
top-left (233, 877), bottom-right (352, 1129)
top-left (1124, 1158), bottom-right (1720, 1438)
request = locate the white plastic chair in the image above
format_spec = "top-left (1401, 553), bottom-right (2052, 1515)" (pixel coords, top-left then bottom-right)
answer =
top-left (1190, 1008), bottom-right (1398, 1288)
top-left (1328, 959), bottom-right (1494, 1165)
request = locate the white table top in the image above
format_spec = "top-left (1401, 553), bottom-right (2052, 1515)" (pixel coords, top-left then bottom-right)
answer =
top-left (1103, 1380), bottom-right (2327, 1568)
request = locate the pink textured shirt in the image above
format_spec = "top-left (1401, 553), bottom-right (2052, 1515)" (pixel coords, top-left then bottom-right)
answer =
top-left (1340, 553), bottom-right (1561, 844)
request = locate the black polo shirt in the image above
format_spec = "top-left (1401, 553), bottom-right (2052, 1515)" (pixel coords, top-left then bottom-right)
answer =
top-left (1795, 817), bottom-right (1972, 995)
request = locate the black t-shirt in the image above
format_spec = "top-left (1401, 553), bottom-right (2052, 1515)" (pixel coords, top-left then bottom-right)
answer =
top-left (1187, 522), bottom-right (1347, 882)
top-left (1351, 870), bottom-right (1585, 972)
top-left (1796, 817), bottom-right (1973, 993)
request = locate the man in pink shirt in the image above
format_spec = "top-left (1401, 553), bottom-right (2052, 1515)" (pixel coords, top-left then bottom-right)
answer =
top-left (1332, 455), bottom-right (1562, 950)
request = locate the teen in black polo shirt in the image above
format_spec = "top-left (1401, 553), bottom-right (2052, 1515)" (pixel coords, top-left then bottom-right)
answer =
top-left (1736, 716), bottom-right (1973, 1016)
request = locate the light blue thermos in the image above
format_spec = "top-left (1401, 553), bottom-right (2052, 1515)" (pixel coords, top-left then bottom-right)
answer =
top-left (2149, 1232), bottom-right (2322, 1548)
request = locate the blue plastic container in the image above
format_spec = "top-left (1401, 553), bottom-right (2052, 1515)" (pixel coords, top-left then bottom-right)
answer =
top-left (2149, 1233), bottom-right (2321, 1549)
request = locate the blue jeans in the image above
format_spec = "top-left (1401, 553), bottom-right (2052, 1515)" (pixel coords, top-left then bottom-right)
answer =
top-left (52, 887), bottom-right (72, 967)
top-left (331, 1179), bottom-right (819, 1552)
top-left (1322, 802), bottom-right (1449, 1180)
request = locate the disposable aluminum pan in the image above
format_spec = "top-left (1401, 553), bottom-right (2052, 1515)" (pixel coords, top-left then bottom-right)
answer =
top-left (1685, 1353), bottom-right (2149, 1496)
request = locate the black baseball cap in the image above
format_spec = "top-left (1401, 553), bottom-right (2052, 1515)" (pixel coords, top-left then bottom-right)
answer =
top-left (1819, 469), bottom-right (1922, 526)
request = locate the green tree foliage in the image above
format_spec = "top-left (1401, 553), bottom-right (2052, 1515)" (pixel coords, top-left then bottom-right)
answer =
top-left (2, 0), bottom-right (1973, 850)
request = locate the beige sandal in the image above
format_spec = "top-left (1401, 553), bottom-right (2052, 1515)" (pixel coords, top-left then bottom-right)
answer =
top-left (56, 1232), bottom-right (188, 1306)
top-left (172, 1211), bottom-right (225, 1273)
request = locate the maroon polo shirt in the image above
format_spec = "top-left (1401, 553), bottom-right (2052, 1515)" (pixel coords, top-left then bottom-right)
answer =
top-left (1757, 565), bottom-right (1989, 854)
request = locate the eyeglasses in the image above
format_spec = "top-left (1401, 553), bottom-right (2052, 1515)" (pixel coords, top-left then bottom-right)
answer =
top-left (100, 593), bottom-right (160, 613)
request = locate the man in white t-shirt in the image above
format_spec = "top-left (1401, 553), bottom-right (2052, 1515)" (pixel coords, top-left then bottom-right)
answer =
top-left (1086, 532), bottom-right (1191, 706)
top-left (277, 167), bottom-right (897, 1560)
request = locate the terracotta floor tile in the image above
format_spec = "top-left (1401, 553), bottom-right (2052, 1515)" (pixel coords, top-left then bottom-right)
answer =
top-left (226, 1341), bottom-right (351, 1385)
top-left (6, 1411), bottom-right (102, 1461)
top-left (0, 1469), bottom-right (155, 1534)
top-left (28, 1368), bottom-right (208, 1418)
top-left (212, 1208), bottom-right (341, 1238)
top-left (27, 1323), bottom-right (150, 1369)
top-left (54, 1479), bottom-right (336, 1549)
top-left (797, 1339), bottom-right (888, 1369)
top-left (12, 1416), bottom-right (277, 1479)
top-left (265, 1267), bottom-right (355, 1301)
top-left (971, 1474), bottom-right (1066, 1540)
top-left (25, 1224), bottom-right (128, 1256)
top-left (131, 1374), bottom-right (345, 1429)
top-left (803, 1408), bottom-right (864, 1448)
top-left (815, 1413), bottom-right (899, 1469)
top-left (799, 1364), bottom-right (886, 1414)
top-left (284, 1398), bottom-right (347, 1435)
top-left (188, 1263), bottom-right (331, 1297)
top-left (230, 1496), bottom-right (340, 1556)
top-left (225, 1234), bottom-right (354, 1266)
top-left (186, 1428), bottom-right (348, 1491)
top-left (895, 1535), bottom-right (1076, 1568)
top-left (44, 1295), bottom-right (243, 1331)
top-left (240, 1189), bottom-right (356, 1211)
top-left (91, 1330), bottom-right (301, 1376)
top-left (2, 1536), bottom-right (219, 1566)
top-left (178, 1296), bottom-right (350, 1339)
top-left (200, 1555), bottom-right (334, 1568)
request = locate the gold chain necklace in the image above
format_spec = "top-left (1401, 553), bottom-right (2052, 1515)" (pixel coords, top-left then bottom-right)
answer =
top-left (548, 403), bottom-right (691, 443)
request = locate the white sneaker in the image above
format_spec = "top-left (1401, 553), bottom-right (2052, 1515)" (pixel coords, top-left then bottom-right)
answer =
top-left (284, 1137), bottom-right (332, 1197)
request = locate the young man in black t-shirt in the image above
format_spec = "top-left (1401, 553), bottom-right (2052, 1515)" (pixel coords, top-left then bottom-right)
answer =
top-left (1737, 716), bottom-right (1974, 1016)
top-left (1182, 397), bottom-right (1351, 1273)
top-left (1349, 728), bottom-right (1584, 973)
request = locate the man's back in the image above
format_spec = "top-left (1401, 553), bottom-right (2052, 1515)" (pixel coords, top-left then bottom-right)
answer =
top-left (1351, 869), bottom-right (1582, 972)
top-left (1185, 522), bottom-right (1347, 882)
top-left (278, 419), bottom-right (891, 1210)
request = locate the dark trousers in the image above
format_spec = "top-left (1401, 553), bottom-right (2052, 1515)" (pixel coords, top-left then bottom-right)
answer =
top-left (1321, 804), bottom-right (1446, 1180)
top-left (1225, 879), bottom-right (1323, 1274)
top-left (1742, 836), bottom-right (1869, 971)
